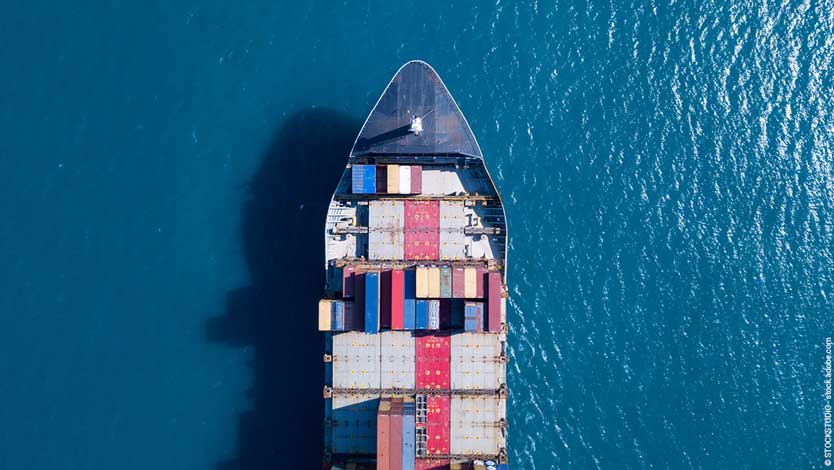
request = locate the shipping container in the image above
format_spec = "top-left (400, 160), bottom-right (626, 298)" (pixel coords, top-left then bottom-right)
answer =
top-left (332, 300), bottom-right (345, 331)
top-left (402, 398), bottom-right (416, 470)
top-left (450, 395), bottom-right (506, 455)
top-left (399, 165), bottom-right (412, 194)
top-left (391, 269), bottom-right (405, 330)
top-left (439, 201), bottom-right (466, 260)
top-left (410, 166), bottom-right (423, 194)
top-left (389, 399), bottom-right (403, 470)
top-left (332, 332), bottom-right (381, 389)
top-left (404, 269), bottom-right (416, 329)
top-left (463, 268), bottom-right (477, 298)
top-left (364, 271), bottom-right (380, 333)
top-left (439, 267), bottom-right (452, 298)
top-left (387, 164), bottom-right (400, 194)
top-left (415, 300), bottom-right (429, 330)
top-left (452, 267), bottom-right (465, 298)
top-left (378, 399), bottom-right (391, 470)
top-left (355, 272), bottom-right (366, 331)
top-left (318, 299), bottom-right (332, 331)
top-left (351, 164), bottom-right (377, 194)
top-left (380, 331), bottom-right (415, 389)
top-left (451, 333), bottom-right (504, 390)
top-left (330, 265), bottom-right (344, 293)
top-left (464, 302), bottom-right (484, 332)
top-left (377, 164), bottom-right (388, 194)
top-left (415, 267), bottom-right (429, 298)
top-left (369, 201), bottom-right (405, 260)
top-left (344, 302), bottom-right (355, 330)
top-left (428, 300), bottom-right (440, 330)
top-left (426, 395), bottom-right (450, 455)
top-left (380, 270), bottom-right (392, 329)
top-left (415, 459), bottom-right (450, 470)
top-left (405, 200), bottom-right (439, 260)
top-left (487, 271), bottom-right (501, 332)
top-left (332, 393), bottom-right (379, 454)
top-left (427, 267), bottom-right (441, 298)
top-left (343, 265), bottom-right (356, 298)
top-left (476, 267), bottom-right (487, 298)
top-left (416, 334), bottom-right (451, 390)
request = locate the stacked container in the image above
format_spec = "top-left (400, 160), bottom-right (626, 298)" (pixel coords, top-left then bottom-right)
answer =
top-left (404, 200), bottom-right (439, 260)
top-left (399, 165), bottom-right (412, 194)
top-left (428, 300), bottom-right (441, 330)
top-left (402, 398), bottom-right (416, 470)
top-left (452, 267), bottom-right (465, 298)
top-left (416, 334), bottom-right (450, 390)
top-left (378, 399), bottom-right (391, 470)
top-left (464, 302), bottom-right (484, 332)
top-left (387, 164), bottom-right (400, 194)
top-left (415, 300), bottom-right (429, 330)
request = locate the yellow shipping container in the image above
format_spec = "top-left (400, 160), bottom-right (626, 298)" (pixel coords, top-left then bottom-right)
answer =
top-left (427, 267), bottom-right (441, 298)
top-left (387, 164), bottom-right (400, 194)
top-left (415, 267), bottom-right (429, 298)
top-left (318, 299), bottom-right (332, 331)
top-left (464, 267), bottom-right (477, 298)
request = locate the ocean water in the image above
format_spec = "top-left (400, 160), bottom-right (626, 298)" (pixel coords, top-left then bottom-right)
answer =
top-left (1, 1), bottom-right (832, 469)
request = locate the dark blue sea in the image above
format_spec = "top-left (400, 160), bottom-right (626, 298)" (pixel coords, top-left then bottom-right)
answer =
top-left (2, 1), bottom-right (832, 469)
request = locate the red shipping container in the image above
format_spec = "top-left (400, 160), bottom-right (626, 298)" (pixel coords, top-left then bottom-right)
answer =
top-left (354, 272), bottom-right (366, 331)
top-left (487, 271), bottom-right (502, 332)
top-left (410, 165), bottom-right (423, 194)
top-left (380, 270), bottom-right (392, 329)
top-left (416, 334), bottom-right (450, 390)
top-left (343, 265), bottom-right (356, 298)
top-left (451, 267), bottom-right (464, 298)
top-left (389, 399), bottom-right (403, 470)
top-left (426, 395), bottom-right (450, 455)
top-left (405, 200), bottom-right (440, 260)
top-left (476, 267), bottom-right (487, 298)
top-left (378, 400), bottom-right (391, 470)
top-left (391, 269), bottom-right (405, 330)
top-left (415, 459), bottom-right (449, 470)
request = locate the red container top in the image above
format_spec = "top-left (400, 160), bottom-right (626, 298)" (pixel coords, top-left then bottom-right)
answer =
top-left (343, 265), bottom-right (356, 298)
top-left (389, 400), bottom-right (403, 470)
top-left (380, 270), bottom-right (392, 329)
top-left (405, 200), bottom-right (439, 230)
top-left (416, 334), bottom-right (450, 390)
top-left (410, 166), bottom-right (423, 194)
top-left (405, 228), bottom-right (439, 261)
top-left (405, 200), bottom-right (440, 260)
top-left (415, 459), bottom-right (450, 470)
top-left (426, 395), bottom-right (450, 455)
top-left (451, 267), bottom-right (465, 298)
top-left (390, 269), bottom-right (405, 330)
top-left (487, 270), bottom-right (502, 332)
top-left (378, 400), bottom-right (391, 470)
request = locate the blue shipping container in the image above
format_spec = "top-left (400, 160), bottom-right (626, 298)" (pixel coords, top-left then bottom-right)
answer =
top-left (428, 299), bottom-right (440, 330)
top-left (403, 299), bottom-right (416, 330)
top-left (415, 300), bottom-right (429, 329)
top-left (404, 269), bottom-right (416, 300)
top-left (331, 301), bottom-right (344, 331)
top-left (351, 164), bottom-right (377, 194)
top-left (464, 302), bottom-right (484, 332)
top-left (402, 401), bottom-right (416, 470)
top-left (364, 271), bottom-right (380, 333)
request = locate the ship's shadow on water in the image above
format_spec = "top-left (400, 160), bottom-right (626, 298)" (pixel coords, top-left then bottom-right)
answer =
top-left (207, 108), bottom-right (360, 470)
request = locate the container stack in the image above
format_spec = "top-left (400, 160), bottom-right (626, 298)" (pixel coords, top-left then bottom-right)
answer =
top-left (378, 397), bottom-right (417, 470)
top-left (327, 264), bottom-right (503, 333)
top-left (351, 164), bottom-right (423, 194)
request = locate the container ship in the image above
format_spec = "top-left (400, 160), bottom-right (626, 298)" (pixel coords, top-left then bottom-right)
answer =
top-left (319, 61), bottom-right (509, 470)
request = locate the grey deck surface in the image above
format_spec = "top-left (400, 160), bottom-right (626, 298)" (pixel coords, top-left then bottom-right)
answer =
top-left (352, 61), bottom-right (482, 158)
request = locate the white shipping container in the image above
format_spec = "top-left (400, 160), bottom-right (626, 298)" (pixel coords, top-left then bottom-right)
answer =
top-left (450, 333), bottom-right (505, 390)
top-left (332, 332), bottom-right (381, 390)
top-left (380, 331), bottom-right (416, 389)
top-left (450, 395), bottom-right (507, 456)
top-left (399, 165), bottom-right (411, 194)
